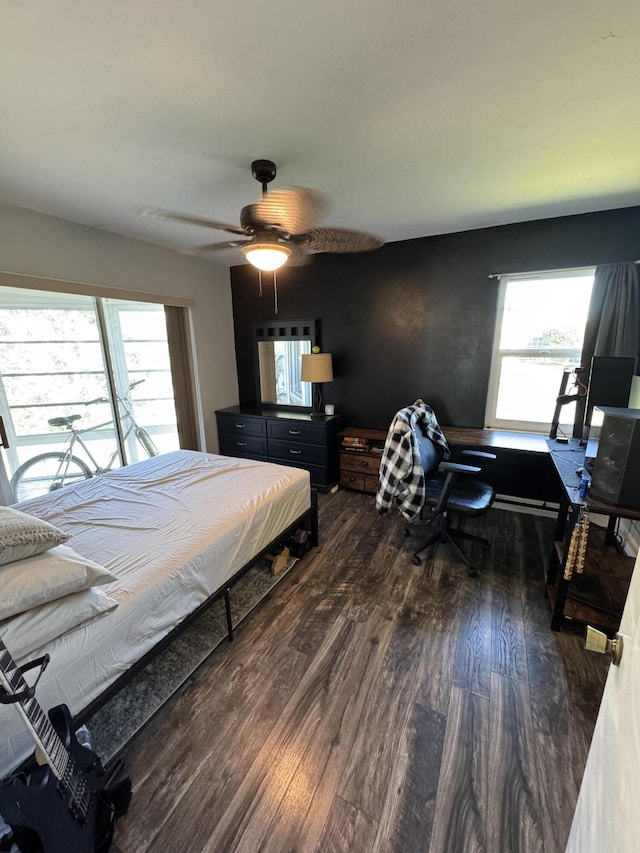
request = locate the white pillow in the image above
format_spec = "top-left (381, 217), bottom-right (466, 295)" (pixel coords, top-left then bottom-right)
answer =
top-left (0, 505), bottom-right (69, 566)
top-left (0, 587), bottom-right (119, 663)
top-left (0, 544), bottom-right (117, 621)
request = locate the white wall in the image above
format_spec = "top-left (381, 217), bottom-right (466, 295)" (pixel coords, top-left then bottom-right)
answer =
top-left (0, 202), bottom-right (238, 452)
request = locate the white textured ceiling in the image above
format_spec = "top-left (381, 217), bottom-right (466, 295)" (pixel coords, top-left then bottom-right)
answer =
top-left (2, 0), bottom-right (640, 266)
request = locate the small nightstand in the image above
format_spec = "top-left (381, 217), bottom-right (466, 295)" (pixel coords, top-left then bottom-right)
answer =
top-left (339, 427), bottom-right (386, 494)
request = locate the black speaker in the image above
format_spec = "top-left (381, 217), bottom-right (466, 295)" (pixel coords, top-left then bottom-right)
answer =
top-left (590, 407), bottom-right (640, 508)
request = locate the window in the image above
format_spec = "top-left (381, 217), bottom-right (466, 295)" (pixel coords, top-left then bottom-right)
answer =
top-left (485, 268), bottom-right (595, 433)
top-left (0, 286), bottom-right (182, 501)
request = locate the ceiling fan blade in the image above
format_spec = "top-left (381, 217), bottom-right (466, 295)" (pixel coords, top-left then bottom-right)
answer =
top-left (179, 239), bottom-right (252, 255)
top-left (302, 227), bottom-right (384, 253)
top-left (250, 188), bottom-right (327, 235)
top-left (286, 246), bottom-right (313, 266)
top-left (141, 208), bottom-right (247, 236)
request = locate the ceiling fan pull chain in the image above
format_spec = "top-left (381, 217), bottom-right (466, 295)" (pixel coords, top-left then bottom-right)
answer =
top-left (258, 269), bottom-right (263, 298)
top-left (273, 271), bottom-right (278, 315)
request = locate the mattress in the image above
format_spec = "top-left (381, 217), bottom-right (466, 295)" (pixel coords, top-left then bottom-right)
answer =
top-left (0, 450), bottom-right (310, 776)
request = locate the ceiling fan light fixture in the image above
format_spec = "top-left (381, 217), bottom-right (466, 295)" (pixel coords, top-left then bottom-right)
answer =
top-left (241, 243), bottom-right (291, 271)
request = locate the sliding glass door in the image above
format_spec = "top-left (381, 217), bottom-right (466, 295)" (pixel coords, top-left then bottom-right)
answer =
top-left (0, 286), bottom-right (181, 502)
top-left (102, 298), bottom-right (180, 463)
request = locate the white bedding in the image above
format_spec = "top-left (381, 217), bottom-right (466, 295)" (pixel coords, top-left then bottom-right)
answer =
top-left (0, 450), bottom-right (310, 776)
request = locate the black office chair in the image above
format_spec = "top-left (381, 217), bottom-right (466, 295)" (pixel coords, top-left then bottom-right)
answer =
top-left (407, 425), bottom-right (496, 577)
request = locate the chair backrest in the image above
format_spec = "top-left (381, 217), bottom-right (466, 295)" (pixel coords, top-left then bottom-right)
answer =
top-left (413, 424), bottom-right (445, 476)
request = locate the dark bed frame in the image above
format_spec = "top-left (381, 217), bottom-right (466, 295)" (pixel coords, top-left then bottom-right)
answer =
top-left (74, 489), bottom-right (318, 729)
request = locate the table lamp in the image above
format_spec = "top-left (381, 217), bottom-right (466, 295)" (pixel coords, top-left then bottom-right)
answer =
top-left (301, 353), bottom-right (333, 418)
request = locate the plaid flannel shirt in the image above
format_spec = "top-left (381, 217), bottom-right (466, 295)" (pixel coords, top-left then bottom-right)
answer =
top-left (375, 400), bottom-right (449, 521)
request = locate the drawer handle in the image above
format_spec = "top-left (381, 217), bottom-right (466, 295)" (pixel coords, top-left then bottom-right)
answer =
top-left (235, 423), bottom-right (246, 429)
top-left (288, 429), bottom-right (301, 435)
top-left (289, 449), bottom-right (302, 455)
top-left (360, 461), bottom-right (370, 468)
top-left (236, 441), bottom-right (247, 447)
top-left (348, 476), bottom-right (357, 482)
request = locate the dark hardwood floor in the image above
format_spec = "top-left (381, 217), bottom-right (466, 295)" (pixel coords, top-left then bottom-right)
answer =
top-left (114, 490), bottom-right (608, 853)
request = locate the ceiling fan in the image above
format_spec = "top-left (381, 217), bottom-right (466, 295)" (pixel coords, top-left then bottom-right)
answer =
top-left (142, 159), bottom-right (384, 272)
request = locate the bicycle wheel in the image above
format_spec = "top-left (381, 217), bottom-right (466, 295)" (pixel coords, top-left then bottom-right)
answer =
top-left (11, 453), bottom-right (93, 503)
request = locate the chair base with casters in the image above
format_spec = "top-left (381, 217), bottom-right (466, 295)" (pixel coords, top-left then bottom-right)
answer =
top-left (407, 477), bottom-right (495, 576)
top-left (407, 432), bottom-right (496, 577)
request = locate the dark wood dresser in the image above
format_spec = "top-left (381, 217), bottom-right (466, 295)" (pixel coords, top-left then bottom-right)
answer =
top-left (216, 406), bottom-right (343, 492)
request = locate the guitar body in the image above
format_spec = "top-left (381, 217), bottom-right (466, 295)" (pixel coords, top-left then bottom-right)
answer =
top-left (0, 705), bottom-right (116, 853)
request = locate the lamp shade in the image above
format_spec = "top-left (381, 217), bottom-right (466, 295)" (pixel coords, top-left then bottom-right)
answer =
top-left (301, 353), bottom-right (333, 383)
top-left (241, 243), bottom-right (291, 271)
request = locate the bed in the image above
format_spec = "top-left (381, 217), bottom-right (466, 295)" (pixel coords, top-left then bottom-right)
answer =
top-left (0, 449), bottom-right (313, 777)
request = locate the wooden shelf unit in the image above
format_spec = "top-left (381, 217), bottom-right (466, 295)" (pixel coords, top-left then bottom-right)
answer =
top-left (546, 438), bottom-right (640, 632)
top-left (339, 427), bottom-right (386, 494)
top-left (547, 531), bottom-right (635, 632)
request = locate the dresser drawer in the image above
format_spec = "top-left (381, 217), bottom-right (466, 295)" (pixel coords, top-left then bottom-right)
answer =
top-left (340, 451), bottom-right (379, 475)
top-left (219, 434), bottom-right (268, 457)
top-left (364, 473), bottom-right (379, 493)
top-left (273, 459), bottom-right (326, 489)
top-left (269, 438), bottom-right (326, 466)
top-left (217, 413), bottom-right (266, 438)
top-left (340, 471), bottom-right (366, 491)
top-left (215, 406), bottom-right (342, 492)
top-left (340, 471), bottom-right (379, 493)
top-left (268, 420), bottom-right (324, 444)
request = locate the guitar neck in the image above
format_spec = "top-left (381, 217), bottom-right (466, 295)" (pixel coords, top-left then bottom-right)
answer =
top-left (0, 638), bottom-right (69, 780)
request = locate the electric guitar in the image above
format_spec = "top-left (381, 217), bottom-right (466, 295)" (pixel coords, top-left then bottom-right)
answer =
top-left (0, 637), bottom-right (131, 853)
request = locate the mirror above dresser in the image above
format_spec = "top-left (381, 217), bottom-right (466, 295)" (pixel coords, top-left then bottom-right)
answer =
top-left (253, 319), bottom-right (318, 411)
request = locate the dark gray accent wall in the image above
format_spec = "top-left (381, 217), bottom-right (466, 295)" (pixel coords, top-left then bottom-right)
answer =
top-left (230, 206), bottom-right (640, 431)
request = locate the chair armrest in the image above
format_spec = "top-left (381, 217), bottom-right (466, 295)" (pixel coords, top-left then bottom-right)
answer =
top-left (460, 450), bottom-right (497, 461)
top-left (440, 461), bottom-right (481, 475)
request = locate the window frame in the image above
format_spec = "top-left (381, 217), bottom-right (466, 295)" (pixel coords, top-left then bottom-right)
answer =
top-left (0, 285), bottom-right (195, 480)
top-left (485, 267), bottom-right (595, 433)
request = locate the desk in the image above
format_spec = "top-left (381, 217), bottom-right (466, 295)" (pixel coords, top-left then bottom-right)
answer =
top-left (339, 425), bottom-right (557, 502)
top-left (546, 439), bottom-right (640, 632)
top-left (442, 427), bottom-right (557, 502)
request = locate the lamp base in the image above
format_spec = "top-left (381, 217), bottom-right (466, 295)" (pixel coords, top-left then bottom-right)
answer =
top-left (311, 383), bottom-right (324, 418)
top-left (310, 411), bottom-right (326, 420)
